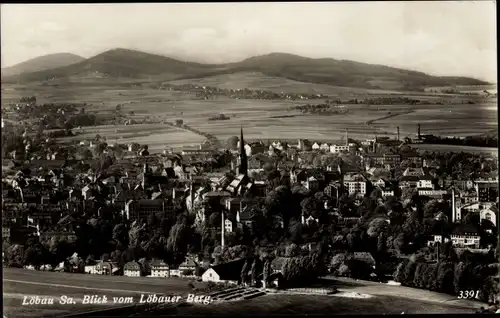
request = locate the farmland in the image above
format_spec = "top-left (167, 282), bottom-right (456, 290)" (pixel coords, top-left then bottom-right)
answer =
top-left (58, 124), bottom-right (205, 154)
top-left (1, 77), bottom-right (497, 149)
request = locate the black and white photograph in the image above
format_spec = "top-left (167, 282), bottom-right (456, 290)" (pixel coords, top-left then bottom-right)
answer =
top-left (1, 2), bottom-right (498, 317)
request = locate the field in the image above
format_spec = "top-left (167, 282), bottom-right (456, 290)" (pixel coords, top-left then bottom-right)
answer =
top-left (3, 268), bottom-right (199, 317)
top-left (155, 277), bottom-right (484, 316)
top-left (58, 124), bottom-right (205, 153)
top-left (168, 71), bottom-right (407, 95)
top-left (410, 144), bottom-right (498, 155)
top-left (1, 78), bottom-right (497, 150)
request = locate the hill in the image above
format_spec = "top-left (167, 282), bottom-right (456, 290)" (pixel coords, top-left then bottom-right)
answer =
top-left (2, 49), bottom-right (225, 83)
top-left (2, 49), bottom-right (490, 91)
top-left (228, 53), bottom-right (490, 90)
top-left (1, 53), bottom-right (85, 77)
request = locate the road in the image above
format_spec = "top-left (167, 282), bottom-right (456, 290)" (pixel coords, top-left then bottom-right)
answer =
top-left (3, 268), bottom-right (196, 318)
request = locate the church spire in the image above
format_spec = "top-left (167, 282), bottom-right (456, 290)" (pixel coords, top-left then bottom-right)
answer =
top-left (239, 126), bottom-right (248, 176)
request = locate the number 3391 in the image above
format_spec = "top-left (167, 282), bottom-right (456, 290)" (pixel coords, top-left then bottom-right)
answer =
top-left (458, 290), bottom-right (479, 299)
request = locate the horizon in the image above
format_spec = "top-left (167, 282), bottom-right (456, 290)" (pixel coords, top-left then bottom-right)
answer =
top-left (1, 2), bottom-right (497, 82)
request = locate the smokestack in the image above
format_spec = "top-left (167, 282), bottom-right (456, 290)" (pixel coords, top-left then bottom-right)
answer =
top-left (397, 127), bottom-right (400, 141)
top-left (417, 124), bottom-right (421, 139)
top-left (221, 212), bottom-right (225, 247)
top-left (452, 188), bottom-right (456, 223)
top-left (345, 129), bottom-right (348, 146)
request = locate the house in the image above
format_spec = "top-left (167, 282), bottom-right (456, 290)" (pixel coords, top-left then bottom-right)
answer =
top-left (312, 142), bottom-right (320, 151)
top-left (236, 205), bottom-right (256, 228)
top-left (201, 258), bottom-right (247, 284)
top-left (94, 261), bottom-right (114, 275)
top-left (479, 205), bottom-right (497, 226)
top-left (124, 261), bottom-right (143, 277)
top-left (330, 144), bottom-right (350, 154)
top-left (271, 257), bottom-right (287, 274)
top-left (427, 234), bottom-right (450, 247)
top-left (380, 188), bottom-right (395, 198)
top-left (372, 178), bottom-right (388, 188)
top-left (343, 173), bottom-right (368, 196)
top-left (451, 224), bottom-right (480, 249)
top-left (398, 175), bottom-right (419, 189)
top-left (474, 180), bottom-right (498, 203)
top-left (150, 260), bottom-right (170, 277)
top-left (403, 167), bottom-right (425, 177)
top-left (319, 143), bottom-right (330, 152)
top-left (417, 175), bottom-right (434, 189)
top-left (418, 189), bottom-right (448, 199)
top-left (423, 159), bottom-right (441, 169)
top-left (305, 176), bottom-right (319, 192)
top-left (456, 202), bottom-right (497, 225)
top-left (179, 257), bottom-right (198, 277)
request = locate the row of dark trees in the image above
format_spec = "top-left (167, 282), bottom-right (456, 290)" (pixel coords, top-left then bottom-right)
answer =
top-left (394, 256), bottom-right (499, 304)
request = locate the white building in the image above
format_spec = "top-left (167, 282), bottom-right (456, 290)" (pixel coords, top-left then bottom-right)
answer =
top-left (456, 202), bottom-right (497, 226)
top-left (330, 144), bottom-right (352, 154)
top-left (381, 189), bottom-right (395, 197)
top-left (427, 234), bottom-right (450, 247)
top-left (150, 260), bottom-right (170, 277)
top-left (343, 174), bottom-right (367, 196)
top-left (417, 176), bottom-right (434, 189)
top-left (320, 143), bottom-right (330, 152)
top-left (312, 142), bottom-right (320, 150)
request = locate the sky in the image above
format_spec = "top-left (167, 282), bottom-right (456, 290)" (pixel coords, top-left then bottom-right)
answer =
top-left (1, 2), bottom-right (497, 82)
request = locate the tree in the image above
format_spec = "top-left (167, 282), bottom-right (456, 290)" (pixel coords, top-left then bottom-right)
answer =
top-left (227, 136), bottom-right (239, 151)
top-left (263, 259), bottom-right (271, 287)
top-left (250, 259), bottom-right (257, 286)
top-left (394, 259), bottom-right (408, 283)
top-left (402, 260), bottom-right (417, 286)
top-left (367, 218), bottom-right (388, 238)
top-left (285, 243), bottom-right (301, 257)
top-left (167, 223), bottom-right (189, 264)
top-left (93, 142), bottom-right (108, 157)
top-left (436, 261), bottom-right (455, 294)
top-left (301, 197), bottom-right (318, 219)
top-left (130, 143), bottom-right (141, 152)
top-left (241, 259), bottom-right (249, 285)
top-left (413, 263), bottom-right (425, 288)
top-left (401, 187), bottom-right (418, 201)
top-left (175, 119), bottom-right (184, 126)
top-left (112, 224), bottom-right (129, 246)
top-left (6, 244), bottom-right (23, 267)
top-left (288, 220), bottom-right (303, 243)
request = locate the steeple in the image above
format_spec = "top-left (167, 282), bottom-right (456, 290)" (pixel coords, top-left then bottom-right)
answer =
top-left (239, 126), bottom-right (248, 176)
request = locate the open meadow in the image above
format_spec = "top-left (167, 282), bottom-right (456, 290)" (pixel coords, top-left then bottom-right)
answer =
top-left (3, 268), bottom-right (200, 318)
top-left (1, 79), bottom-right (497, 149)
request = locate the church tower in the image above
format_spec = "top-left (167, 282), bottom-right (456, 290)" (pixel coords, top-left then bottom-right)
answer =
top-left (239, 126), bottom-right (248, 176)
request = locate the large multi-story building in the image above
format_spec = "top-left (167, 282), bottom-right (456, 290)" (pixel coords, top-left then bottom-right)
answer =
top-left (124, 199), bottom-right (175, 221)
top-left (343, 174), bottom-right (368, 196)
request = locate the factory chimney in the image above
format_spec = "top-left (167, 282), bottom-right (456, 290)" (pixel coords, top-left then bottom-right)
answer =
top-left (397, 126), bottom-right (400, 141)
top-left (417, 124), bottom-right (421, 139)
top-left (345, 128), bottom-right (349, 146)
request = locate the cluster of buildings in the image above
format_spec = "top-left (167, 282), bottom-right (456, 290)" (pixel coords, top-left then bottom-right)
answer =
top-left (2, 125), bottom-right (498, 279)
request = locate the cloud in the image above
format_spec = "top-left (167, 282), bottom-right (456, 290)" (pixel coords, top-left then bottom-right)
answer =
top-left (0, 2), bottom-right (496, 81)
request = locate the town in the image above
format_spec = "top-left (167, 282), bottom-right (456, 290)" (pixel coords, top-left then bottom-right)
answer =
top-left (2, 95), bottom-right (499, 314)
